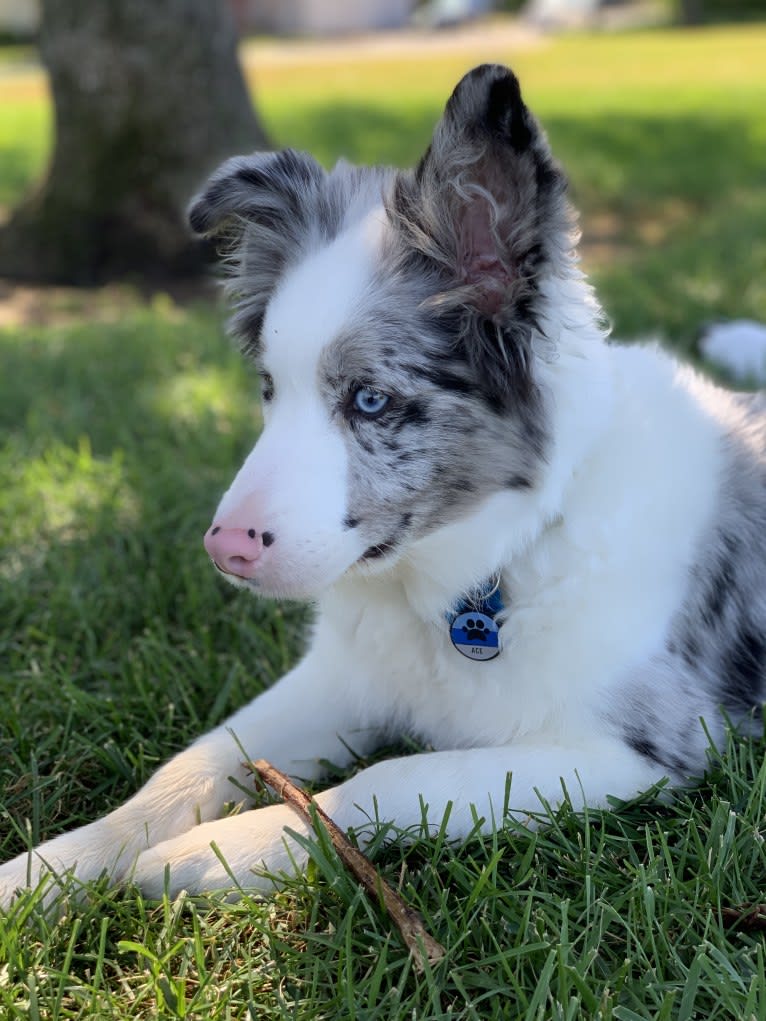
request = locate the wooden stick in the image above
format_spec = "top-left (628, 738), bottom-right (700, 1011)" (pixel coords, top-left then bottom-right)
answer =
top-left (721, 903), bottom-right (766, 931)
top-left (250, 758), bottom-right (446, 972)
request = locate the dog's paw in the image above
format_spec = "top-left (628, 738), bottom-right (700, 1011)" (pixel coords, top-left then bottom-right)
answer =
top-left (0, 820), bottom-right (142, 911)
top-left (0, 853), bottom-right (42, 910)
top-left (130, 839), bottom-right (244, 900)
top-left (130, 803), bottom-right (308, 899)
top-left (0, 866), bottom-right (23, 910)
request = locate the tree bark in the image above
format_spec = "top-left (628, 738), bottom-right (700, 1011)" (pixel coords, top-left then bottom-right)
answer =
top-left (0, 0), bottom-right (268, 283)
top-left (678, 0), bottom-right (705, 24)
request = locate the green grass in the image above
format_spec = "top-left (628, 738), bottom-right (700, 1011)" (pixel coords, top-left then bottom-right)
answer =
top-left (2, 21), bottom-right (766, 1020)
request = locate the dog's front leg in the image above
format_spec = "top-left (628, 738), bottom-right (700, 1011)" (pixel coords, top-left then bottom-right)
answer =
top-left (130, 736), bottom-right (666, 898)
top-left (0, 655), bottom-right (376, 908)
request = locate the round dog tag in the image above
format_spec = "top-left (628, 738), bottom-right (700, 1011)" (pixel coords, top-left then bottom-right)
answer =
top-left (449, 610), bottom-right (501, 661)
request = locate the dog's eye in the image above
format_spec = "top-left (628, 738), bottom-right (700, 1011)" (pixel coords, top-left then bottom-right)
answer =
top-left (260, 373), bottom-right (274, 403)
top-left (353, 387), bottom-right (389, 418)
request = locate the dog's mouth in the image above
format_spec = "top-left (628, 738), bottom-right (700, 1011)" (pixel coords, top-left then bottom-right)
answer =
top-left (209, 559), bottom-right (259, 590)
top-left (358, 513), bottom-right (416, 565)
top-left (210, 535), bottom-right (403, 590)
top-left (359, 537), bottom-right (399, 562)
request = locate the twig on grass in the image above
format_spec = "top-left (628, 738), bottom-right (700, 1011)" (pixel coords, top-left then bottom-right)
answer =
top-left (250, 758), bottom-right (446, 973)
top-left (721, 903), bottom-right (766, 931)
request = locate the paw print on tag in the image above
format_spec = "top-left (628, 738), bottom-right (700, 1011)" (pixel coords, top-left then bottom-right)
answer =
top-left (462, 617), bottom-right (490, 642)
top-left (449, 610), bottom-right (501, 661)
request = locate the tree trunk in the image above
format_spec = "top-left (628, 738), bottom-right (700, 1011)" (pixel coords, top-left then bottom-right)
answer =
top-left (678, 0), bottom-right (705, 24)
top-left (0, 0), bottom-right (268, 283)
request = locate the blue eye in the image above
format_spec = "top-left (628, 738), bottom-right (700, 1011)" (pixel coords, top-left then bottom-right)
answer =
top-left (353, 387), bottom-right (389, 417)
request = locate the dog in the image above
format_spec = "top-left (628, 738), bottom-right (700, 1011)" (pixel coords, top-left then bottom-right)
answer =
top-left (2, 64), bottom-right (765, 908)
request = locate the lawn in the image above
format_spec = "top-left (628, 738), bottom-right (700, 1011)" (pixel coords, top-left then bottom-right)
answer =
top-left (1, 20), bottom-right (766, 1020)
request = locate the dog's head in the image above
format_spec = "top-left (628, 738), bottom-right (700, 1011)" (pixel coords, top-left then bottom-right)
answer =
top-left (190, 65), bottom-right (576, 599)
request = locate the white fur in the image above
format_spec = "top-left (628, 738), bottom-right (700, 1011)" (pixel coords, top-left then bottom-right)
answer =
top-left (699, 319), bottom-right (766, 384)
top-left (211, 212), bottom-right (388, 598)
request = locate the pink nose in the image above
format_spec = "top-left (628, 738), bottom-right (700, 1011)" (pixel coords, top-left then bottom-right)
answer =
top-left (203, 526), bottom-right (274, 580)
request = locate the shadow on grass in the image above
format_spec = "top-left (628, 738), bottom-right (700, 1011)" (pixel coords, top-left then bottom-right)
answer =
top-left (0, 303), bottom-right (308, 845)
top-left (263, 100), bottom-right (441, 170)
top-left (0, 302), bottom-right (290, 647)
top-left (268, 100), bottom-right (763, 204)
top-left (545, 110), bottom-right (765, 211)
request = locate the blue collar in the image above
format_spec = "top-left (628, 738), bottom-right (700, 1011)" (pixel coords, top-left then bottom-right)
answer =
top-left (450, 575), bottom-right (505, 619)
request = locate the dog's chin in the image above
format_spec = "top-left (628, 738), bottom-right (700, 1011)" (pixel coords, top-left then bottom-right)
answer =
top-left (211, 550), bottom-right (366, 602)
top-left (214, 569), bottom-right (322, 602)
top-left (208, 530), bottom-right (410, 599)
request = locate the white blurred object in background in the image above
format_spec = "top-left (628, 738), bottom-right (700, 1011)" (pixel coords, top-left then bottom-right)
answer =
top-left (699, 319), bottom-right (766, 385)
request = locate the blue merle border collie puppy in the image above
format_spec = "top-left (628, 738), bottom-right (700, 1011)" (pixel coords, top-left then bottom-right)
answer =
top-left (2, 64), bottom-right (765, 906)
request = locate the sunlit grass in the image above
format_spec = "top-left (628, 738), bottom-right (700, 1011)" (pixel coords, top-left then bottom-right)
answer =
top-left (151, 364), bottom-right (262, 432)
top-left (0, 50), bottom-right (49, 210)
top-left (247, 24), bottom-right (766, 103)
top-left (0, 437), bottom-right (136, 576)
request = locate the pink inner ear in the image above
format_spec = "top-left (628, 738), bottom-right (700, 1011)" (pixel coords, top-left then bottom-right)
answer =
top-left (459, 197), bottom-right (516, 316)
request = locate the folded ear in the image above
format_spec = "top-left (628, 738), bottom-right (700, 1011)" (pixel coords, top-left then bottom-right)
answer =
top-left (188, 149), bottom-right (325, 352)
top-left (389, 65), bottom-right (573, 406)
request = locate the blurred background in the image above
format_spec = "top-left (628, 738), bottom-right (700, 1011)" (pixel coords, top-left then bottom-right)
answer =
top-left (0, 1), bottom-right (764, 328)
top-left (0, 0), bottom-right (764, 329)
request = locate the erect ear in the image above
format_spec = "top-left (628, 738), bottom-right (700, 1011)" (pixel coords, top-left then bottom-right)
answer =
top-left (389, 65), bottom-right (573, 404)
top-left (188, 149), bottom-right (325, 353)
